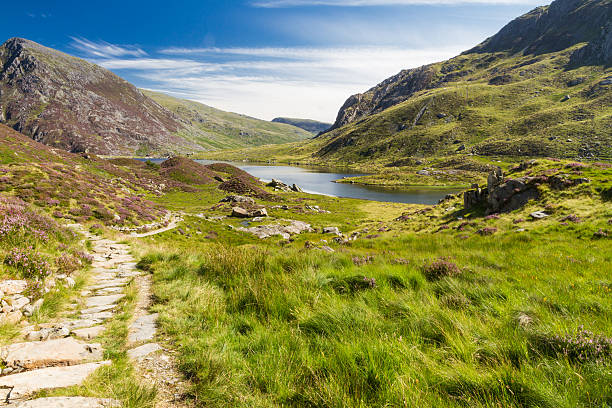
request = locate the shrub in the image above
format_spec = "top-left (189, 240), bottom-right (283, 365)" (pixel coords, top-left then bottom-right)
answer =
top-left (532, 327), bottom-right (611, 364)
top-left (477, 227), bottom-right (498, 236)
top-left (422, 257), bottom-right (461, 281)
top-left (55, 253), bottom-right (82, 274)
top-left (23, 280), bottom-right (44, 300)
top-left (4, 247), bottom-right (51, 279)
top-left (329, 275), bottom-right (376, 294)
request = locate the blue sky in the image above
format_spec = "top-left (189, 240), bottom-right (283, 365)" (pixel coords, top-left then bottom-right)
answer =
top-left (1, 0), bottom-right (547, 121)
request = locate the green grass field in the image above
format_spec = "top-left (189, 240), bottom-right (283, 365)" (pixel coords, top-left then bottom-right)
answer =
top-left (130, 158), bottom-right (611, 408)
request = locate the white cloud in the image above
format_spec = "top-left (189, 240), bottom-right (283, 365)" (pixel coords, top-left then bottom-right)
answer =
top-left (70, 37), bottom-right (147, 58)
top-left (253, 0), bottom-right (542, 7)
top-left (102, 46), bottom-right (467, 122)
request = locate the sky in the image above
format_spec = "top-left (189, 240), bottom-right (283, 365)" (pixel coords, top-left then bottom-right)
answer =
top-left (1, 0), bottom-right (547, 122)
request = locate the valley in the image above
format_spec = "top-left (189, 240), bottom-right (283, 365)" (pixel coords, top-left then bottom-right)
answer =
top-left (0, 0), bottom-right (610, 406)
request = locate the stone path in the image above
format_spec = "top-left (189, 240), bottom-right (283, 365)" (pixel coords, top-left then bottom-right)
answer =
top-left (0, 224), bottom-right (189, 406)
top-left (130, 214), bottom-right (183, 238)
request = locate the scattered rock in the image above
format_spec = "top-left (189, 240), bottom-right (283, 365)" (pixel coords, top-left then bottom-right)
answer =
top-left (0, 280), bottom-right (27, 295)
top-left (71, 326), bottom-right (106, 340)
top-left (25, 326), bottom-right (71, 342)
top-left (85, 294), bottom-right (125, 308)
top-left (416, 170), bottom-right (430, 176)
top-left (323, 227), bottom-right (341, 235)
top-left (530, 211), bottom-right (549, 219)
top-left (561, 95), bottom-right (571, 102)
top-left (220, 195), bottom-right (255, 205)
top-left (320, 246), bottom-right (334, 253)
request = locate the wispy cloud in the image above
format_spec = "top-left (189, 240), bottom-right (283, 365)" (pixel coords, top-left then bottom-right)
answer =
top-left (253, 0), bottom-right (542, 7)
top-left (70, 37), bottom-right (147, 58)
top-left (86, 45), bottom-right (467, 121)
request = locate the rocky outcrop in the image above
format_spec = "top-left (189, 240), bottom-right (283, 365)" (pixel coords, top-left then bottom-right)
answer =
top-left (325, 65), bottom-right (436, 132)
top-left (467, 0), bottom-right (612, 57)
top-left (321, 0), bottom-right (612, 147)
top-left (0, 38), bottom-right (198, 155)
top-left (464, 168), bottom-right (590, 213)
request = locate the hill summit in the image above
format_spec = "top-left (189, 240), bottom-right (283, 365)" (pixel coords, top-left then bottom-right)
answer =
top-left (318, 0), bottom-right (611, 162)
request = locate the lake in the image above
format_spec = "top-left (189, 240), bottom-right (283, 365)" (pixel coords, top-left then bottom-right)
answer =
top-left (141, 159), bottom-right (459, 204)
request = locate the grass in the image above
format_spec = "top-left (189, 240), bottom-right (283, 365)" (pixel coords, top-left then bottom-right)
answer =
top-left (128, 158), bottom-right (611, 408)
top-left (143, 90), bottom-right (312, 150)
top-left (139, 229), bottom-right (610, 407)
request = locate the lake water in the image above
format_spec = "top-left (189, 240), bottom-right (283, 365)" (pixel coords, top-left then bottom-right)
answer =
top-left (141, 158), bottom-right (458, 204)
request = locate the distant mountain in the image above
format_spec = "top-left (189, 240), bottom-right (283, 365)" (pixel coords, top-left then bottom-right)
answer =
top-left (0, 38), bottom-right (310, 155)
top-left (318, 0), bottom-right (612, 162)
top-left (271, 117), bottom-right (331, 134)
top-left (144, 91), bottom-right (312, 151)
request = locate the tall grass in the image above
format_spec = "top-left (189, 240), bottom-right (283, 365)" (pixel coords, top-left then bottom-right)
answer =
top-left (145, 231), bottom-right (611, 407)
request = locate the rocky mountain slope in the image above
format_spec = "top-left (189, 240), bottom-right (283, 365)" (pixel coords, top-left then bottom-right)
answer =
top-left (143, 91), bottom-right (312, 150)
top-left (271, 117), bottom-right (331, 134)
top-left (0, 38), bottom-right (310, 156)
top-left (320, 0), bottom-right (611, 162)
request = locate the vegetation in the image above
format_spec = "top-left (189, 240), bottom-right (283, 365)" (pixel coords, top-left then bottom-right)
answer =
top-left (144, 91), bottom-right (312, 150)
top-left (119, 155), bottom-right (611, 408)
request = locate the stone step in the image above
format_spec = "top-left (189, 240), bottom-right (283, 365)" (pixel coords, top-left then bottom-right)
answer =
top-left (72, 326), bottom-right (105, 340)
top-left (1, 338), bottom-right (102, 372)
top-left (85, 295), bottom-right (125, 308)
top-left (127, 343), bottom-right (162, 360)
top-left (60, 318), bottom-right (104, 331)
top-left (80, 311), bottom-right (114, 321)
top-left (128, 313), bottom-right (158, 344)
top-left (79, 304), bottom-right (116, 315)
top-left (0, 361), bottom-right (110, 401)
top-left (24, 326), bottom-right (70, 342)
top-left (87, 280), bottom-right (129, 290)
top-left (14, 397), bottom-right (119, 408)
top-left (94, 287), bottom-right (124, 295)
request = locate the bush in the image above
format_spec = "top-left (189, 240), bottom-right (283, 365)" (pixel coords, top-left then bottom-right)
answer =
top-left (422, 257), bottom-right (461, 281)
top-left (55, 253), bottom-right (83, 274)
top-left (4, 247), bottom-right (51, 279)
top-left (329, 275), bottom-right (376, 294)
top-left (531, 327), bottom-right (611, 364)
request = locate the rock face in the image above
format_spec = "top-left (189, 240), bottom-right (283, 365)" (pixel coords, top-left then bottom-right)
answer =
top-left (468, 0), bottom-right (611, 58)
top-left (325, 65), bottom-right (436, 133)
top-left (0, 38), bottom-right (197, 155)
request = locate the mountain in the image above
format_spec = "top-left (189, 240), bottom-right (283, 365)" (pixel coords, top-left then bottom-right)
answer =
top-left (320, 0), bottom-right (612, 162)
top-left (271, 117), bottom-right (331, 134)
top-left (0, 38), bottom-right (310, 155)
top-left (143, 91), bottom-right (312, 150)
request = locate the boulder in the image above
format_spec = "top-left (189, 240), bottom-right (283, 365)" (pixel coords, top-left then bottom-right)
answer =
top-left (221, 195), bottom-right (255, 205)
top-left (530, 211), bottom-right (549, 219)
top-left (0, 280), bottom-right (27, 295)
top-left (251, 208), bottom-right (268, 217)
top-left (1, 337), bottom-right (103, 370)
top-left (487, 177), bottom-right (539, 213)
top-left (231, 207), bottom-right (251, 218)
top-left (487, 167), bottom-right (503, 191)
top-left (323, 227), bottom-right (341, 235)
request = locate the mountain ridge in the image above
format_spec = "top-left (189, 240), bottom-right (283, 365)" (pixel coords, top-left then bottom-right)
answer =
top-left (324, 0), bottom-right (612, 135)
top-left (316, 0), bottom-right (612, 163)
top-left (271, 117), bottom-right (331, 134)
top-left (0, 38), bottom-right (310, 155)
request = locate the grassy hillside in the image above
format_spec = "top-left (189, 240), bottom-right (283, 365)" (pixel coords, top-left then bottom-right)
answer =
top-left (272, 117), bottom-right (332, 134)
top-left (317, 49), bottom-right (611, 164)
top-left (143, 91), bottom-right (312, 151)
